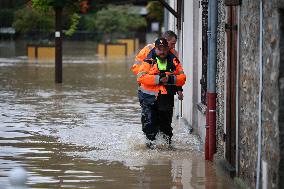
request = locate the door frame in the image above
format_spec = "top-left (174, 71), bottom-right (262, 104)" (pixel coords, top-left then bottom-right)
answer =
top-left (225, 5), bottom-right (238, 169)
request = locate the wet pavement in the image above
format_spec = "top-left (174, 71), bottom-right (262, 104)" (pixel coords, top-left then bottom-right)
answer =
top-left (0, 41), bottom-right (238, 189)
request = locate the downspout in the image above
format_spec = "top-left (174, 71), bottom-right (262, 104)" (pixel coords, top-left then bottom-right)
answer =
top-left (206, 0), bottom-right (218, 161)
top-left (205, 0), bottom-right (212, 160)
top-left (256, 0), bottom-right (263, 188)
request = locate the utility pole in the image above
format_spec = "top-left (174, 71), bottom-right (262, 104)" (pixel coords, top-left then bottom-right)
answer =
top-left (55, 6), bottom-right (63, 83)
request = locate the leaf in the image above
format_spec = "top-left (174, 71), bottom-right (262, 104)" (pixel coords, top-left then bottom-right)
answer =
top-left (65, 13), bottom-right (81, 36)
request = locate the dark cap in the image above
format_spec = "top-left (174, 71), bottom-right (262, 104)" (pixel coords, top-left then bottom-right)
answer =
top-left (155, 38), bottom-right (168, 48)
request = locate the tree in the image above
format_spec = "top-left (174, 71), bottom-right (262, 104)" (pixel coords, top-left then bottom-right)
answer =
top-left (94, 5), bottom-right (146, 40)
top-left (30, 0), bottom-right (82, 83)
top-left (146, 1), bottom-right (164, 34)
top-left (147, 1), bottom-right (164, 23)
top-left (25, 0), bottom-right (146, 83)
top-left (12, 7), bottom-right (54, 36)
top-left (0, 0), bottom-right (28, 28)
top-left (32, 0), bottom-right (82, 36)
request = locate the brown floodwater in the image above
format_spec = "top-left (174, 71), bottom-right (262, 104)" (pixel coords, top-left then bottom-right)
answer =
top-left (0, 40), bottom-right (237, 189)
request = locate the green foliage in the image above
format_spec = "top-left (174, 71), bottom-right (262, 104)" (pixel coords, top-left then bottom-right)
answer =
top-left (65, 13), bottom-right (81, 36)
top-left (31, 0), bottom-right (81, 36)
top-left (12, 7), bottom-right (54, 34)
top-left (94, 5), bottom-right (146, 34)
top-left (147, 1), bottom-right (164, 23)
top-left (32, 0), bottom-right (54, 11)
top-left (14, 1), bottom-right (145, 38)
top-left (80, 14), bottom-right (97, 31)
top-left (0, 9), bottom-right (14, 27)
top-left (32, 0), bottom-right (80, 11)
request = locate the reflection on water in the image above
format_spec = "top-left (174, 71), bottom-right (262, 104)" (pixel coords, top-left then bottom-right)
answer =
top-left (0, 41), bottom-right (237, 189)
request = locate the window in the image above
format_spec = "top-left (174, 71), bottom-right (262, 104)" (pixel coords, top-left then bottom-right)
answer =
top-left (201, 0), bottom-right (208, 105)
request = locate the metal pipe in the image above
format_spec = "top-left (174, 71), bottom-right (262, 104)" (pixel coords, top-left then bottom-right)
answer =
top-left (206, 0), bottom-right (218, 161)
top-left (205, 0), bottom-right (211, 160)
top-left (205, 95), bottom-right (209, 160)
top-left (208, 93), bottom-right (217, 160)
top-left (208, 0), bottom-right (217, 93)
top-left (256, 0), bottom-right (263, 188)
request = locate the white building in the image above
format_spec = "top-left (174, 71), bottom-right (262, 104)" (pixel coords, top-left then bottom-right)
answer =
top-left (164, 0), bottom-right (207, 143)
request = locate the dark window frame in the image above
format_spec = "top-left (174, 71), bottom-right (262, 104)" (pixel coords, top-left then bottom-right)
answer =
top-left (201, 0), bottom-right (208, 105)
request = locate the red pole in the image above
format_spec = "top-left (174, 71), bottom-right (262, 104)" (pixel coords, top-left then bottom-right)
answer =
top-left (205, 94), bottom-right (209, 160)
top-left (208, 92), bottom-right (217, 161)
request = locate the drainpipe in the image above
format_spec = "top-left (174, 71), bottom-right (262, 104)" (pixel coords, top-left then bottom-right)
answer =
top-left (206, 0), bottom-right (218, 161)
top-left (256, 0), bottom-right (263, 188)
top-left (205, 0), bottom-right (211, 160)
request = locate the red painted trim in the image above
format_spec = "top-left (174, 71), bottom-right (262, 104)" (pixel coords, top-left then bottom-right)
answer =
top-left (205, 94), bottom-right (209, 160)
top-left (207, 92), bottom-right (217, 161)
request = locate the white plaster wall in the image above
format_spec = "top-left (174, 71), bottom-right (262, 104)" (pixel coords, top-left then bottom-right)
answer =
top-left (182, 0), bottom-right (206, 141)
top-left (167, 0), bottom-right (176, 32)
top-left (196, 1), bottom-right (206, 142)
top-left (168, 0), bottom-right (182, 119)
top-left (192, 0), bottom-right (202, 131)
top-left (182, 0), bottom-right (194, 125)
top-left (167, 0), bottom-right (206, 142)
top-left (198, 2), bottom-right (203, 104)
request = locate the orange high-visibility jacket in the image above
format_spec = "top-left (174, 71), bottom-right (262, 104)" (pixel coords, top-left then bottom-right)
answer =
top-left (137, 50), bottom-right (186, 96)
top-left (132, 43), bottom-right (178, 75)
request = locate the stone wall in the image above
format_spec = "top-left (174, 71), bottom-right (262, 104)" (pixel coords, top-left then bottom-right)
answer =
top-left (238, 0), bottom-right (260, 187)
top-left (278, 2), bottom-right (284, 188)
top-left (216, 0), bottom-right (226, 159)
top-left (261, 0), bottom-right (280, 188)
top-left (213, 0), bottom-right (282, 188)
top-left (238, 0), bottom-right (281, 188)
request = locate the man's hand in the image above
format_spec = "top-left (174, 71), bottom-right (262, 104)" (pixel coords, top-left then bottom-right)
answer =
top-left (159, 76), bottom-right (168, 84)
top-left (177, 91), bottom-right (183, 100)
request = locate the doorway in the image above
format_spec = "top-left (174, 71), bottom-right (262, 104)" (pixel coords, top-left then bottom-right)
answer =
top-left (225, 6), bottom-right (238, 169)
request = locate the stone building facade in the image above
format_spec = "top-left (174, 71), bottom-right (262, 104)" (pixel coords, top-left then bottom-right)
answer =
top-left (279, 5), bottom-right (284, 188)
top-left (239, 0), bottom-right (280, 188)
top-left (216, 0), bottom-right (226, 160)
top-left (199, 0), bottom-right (283, 188)
top-left (215, 0), bottom-right (282, 188)
top-left (279, 7), bottom-right (284, 187)
top-left (238, 1), bottom-right (261, 187)
top-left (165, 0), bottom-right (283, 188)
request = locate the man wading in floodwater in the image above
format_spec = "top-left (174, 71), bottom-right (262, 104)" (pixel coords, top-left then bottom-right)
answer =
top-left (136, 38), bottom-right (186, 149)
top-left (132, 30), bottom-right (184, 101)
top-left (132, 31), bottom-right (180, 75)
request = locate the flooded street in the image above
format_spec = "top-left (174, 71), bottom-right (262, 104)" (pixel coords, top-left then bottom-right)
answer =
top-left (0, 41), bottom-right (237, 189)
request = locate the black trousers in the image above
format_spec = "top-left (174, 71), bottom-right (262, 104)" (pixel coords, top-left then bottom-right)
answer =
top-left (138, 90), bottom-right (174, 141)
